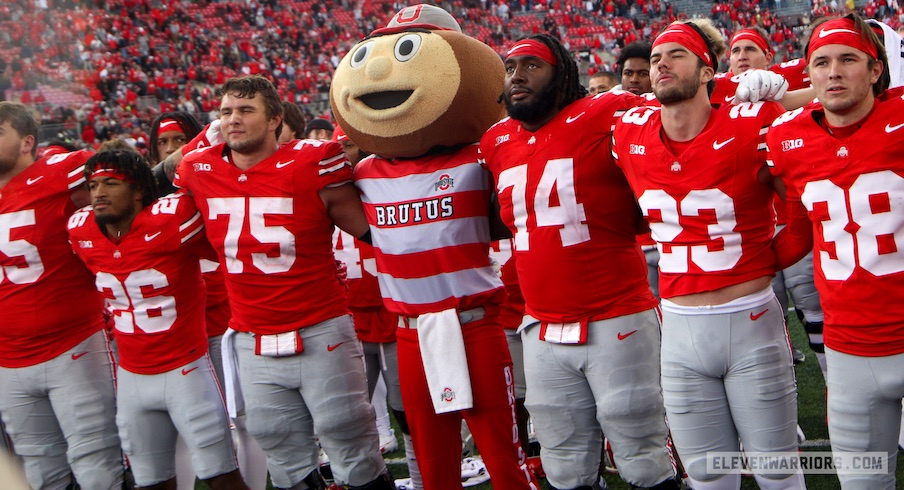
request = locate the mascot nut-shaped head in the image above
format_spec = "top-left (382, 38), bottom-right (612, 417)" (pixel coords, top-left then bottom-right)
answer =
top-left (330, 4), bottom-right (506, 158)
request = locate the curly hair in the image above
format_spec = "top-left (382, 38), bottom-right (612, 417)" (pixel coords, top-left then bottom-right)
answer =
top-left (148, 111), bottom-right (202, 165)
top-left (85, 150), bottom-right (159, 207)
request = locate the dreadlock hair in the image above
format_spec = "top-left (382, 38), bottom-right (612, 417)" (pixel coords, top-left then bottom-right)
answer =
top-left (526, 33), bottom-right (588, 109)
top-left (85, 150), bottom-right (159, 207)
top-left (805, 13), bottom-right (890, 96)
top-left (148, 112), bottom-right (202, 165)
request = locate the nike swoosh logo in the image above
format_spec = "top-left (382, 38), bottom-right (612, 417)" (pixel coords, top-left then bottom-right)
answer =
top-left (566, 112), bottom-right (585, 123)
top-left (713, 137), bottom-right (735, 150)
top-left (327, 342), bottom-right (345, 352)
top-left (886, 122), bottom-right (904, 133)
top-left (750, 309), bottom-right (769, 321)
top-left (144, 232), bottom-right (162, 242)
top-left (724, 95), bottom-right (735, 103)
top-left (26, 176), bottom-right (44, 185)
top-left (71, 351), bottom-right (89, 360)
top-left (275, 159), bottom-right (295, 169)
top-left (819, 28), bottom-right (858, 38)
top-left (617, 330), bottom-right (638, 341)
top-left (182, 367), bottom-right (198, 375)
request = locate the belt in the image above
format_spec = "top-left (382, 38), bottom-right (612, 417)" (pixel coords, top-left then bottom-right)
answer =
top-left (401, 307), bottom-right (486, 329)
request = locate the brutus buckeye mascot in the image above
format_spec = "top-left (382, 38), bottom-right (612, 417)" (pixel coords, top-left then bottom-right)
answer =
top-left (331, 5), bottom-right (539, 490)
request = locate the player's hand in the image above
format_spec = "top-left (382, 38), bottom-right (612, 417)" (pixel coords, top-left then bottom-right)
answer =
top-left (734, 69), bottom-right (789, 103)
top-left (203, 119), bottom-right (224, 147)
top-left (335, 260), bottom-right (349, 288)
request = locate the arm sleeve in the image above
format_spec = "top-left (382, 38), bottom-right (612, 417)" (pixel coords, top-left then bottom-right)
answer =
top-left (772, 194), bottom-right (814, 270)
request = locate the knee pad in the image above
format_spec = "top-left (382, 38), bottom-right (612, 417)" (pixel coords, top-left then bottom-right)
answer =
top-left (805, 321), bottom-right (824, 353)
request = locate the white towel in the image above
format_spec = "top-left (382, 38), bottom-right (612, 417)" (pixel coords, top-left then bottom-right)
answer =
top-left (220, 328), bottom-right (244, 418)
top-left (417, 309), bottom-right (474, 414)
top-left (867, 20), bottom-right (904, 89)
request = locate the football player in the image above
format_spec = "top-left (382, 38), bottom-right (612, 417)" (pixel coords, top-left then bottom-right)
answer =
top-left (0, 102), bottom-right (124, 490)
top-left (612, 20), bottom-right (804, 489)
top-left (68, 150), bottom-right (245, 489)
top-left (150, 111), bottom-right (268, 490)
top-left (173, 76), bottom-right (392, 490)
top-left (767, 14), bottom-right (904, 488)
top-left (480, 34), bottom-right (679, 490)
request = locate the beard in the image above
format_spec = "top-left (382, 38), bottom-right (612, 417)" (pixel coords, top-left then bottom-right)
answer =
top-left (653, 71), bottom-right (702, 105)
top-left (94, 203), bottom-right (135, 229)
top-left (505, 82), bottom-right (559, 124)
top-left (227, 131), bottom-right (267, 154)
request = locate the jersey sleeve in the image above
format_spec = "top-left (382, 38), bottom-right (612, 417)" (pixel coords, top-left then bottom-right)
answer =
top-left (42, 149), bottom-right (92, 193)
top-left (593, 90), bottom-right (646, 131)
top-left (180, 121), bottom-right (222, 156)
top-left (66, 206), bottom-right (95, 260)
top-left (307, 139), bottom-right (353, 190)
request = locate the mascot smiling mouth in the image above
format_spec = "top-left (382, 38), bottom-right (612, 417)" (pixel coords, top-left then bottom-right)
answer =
top-left (358, 90), bottom-right (415, 110)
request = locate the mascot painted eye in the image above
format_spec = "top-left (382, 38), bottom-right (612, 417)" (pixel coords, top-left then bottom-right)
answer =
top-left (350, 40), bottom-right (375, 68)
top-left (394, 34), bottom-right (422, 62)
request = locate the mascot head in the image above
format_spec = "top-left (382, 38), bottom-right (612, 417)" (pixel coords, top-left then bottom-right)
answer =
top-left (330, 4), bottom-right (506, 158)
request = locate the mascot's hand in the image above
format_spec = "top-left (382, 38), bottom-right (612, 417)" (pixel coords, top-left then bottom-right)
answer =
top-left (734, 69), bottom-right (788, 103)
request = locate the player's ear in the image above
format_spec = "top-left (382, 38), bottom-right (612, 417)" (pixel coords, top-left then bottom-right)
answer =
top-left (21, 133), bottom-right (36, 158)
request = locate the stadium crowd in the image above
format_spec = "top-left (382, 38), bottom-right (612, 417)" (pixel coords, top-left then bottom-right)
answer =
top-left (0, 0), bottom-right (885, 152)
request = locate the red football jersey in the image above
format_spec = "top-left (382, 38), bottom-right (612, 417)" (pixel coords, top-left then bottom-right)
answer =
top-left (0, 150), bottom-right (105, 368)
top-left (175, 140), bottom-right (352, 334)
top-left (354, 146), bottom-right (504, 316)
top-left (767, 89), bottom-right (904, 356)
top-left (200, 258), bottom-right (230, 337)
top-left (490, 239), bottom-right (525, 331)
top-left (613, 101), bottom-right (785, 298)
top-left (712, 59), bottom-right (811, 104)
top-left (480, 92), bottom-right (657, 323)
top-left (333, 228), bottom-right (396, 343)
top-left (68, 193), bottom-right (210, 374)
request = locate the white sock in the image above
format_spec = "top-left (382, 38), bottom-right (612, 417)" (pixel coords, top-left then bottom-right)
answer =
top-left (372, 376), bottom-right (392, 438)
top-left (404, 433), bottom-right (423, 489)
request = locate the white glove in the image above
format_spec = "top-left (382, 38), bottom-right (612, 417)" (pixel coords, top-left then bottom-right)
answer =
top-left (202, 118), bottom-right (224, 147)
top-left (733, 69), bottom-right (789, 103)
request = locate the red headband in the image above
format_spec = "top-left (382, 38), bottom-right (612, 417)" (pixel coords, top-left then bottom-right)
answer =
top-left (90, 168), bottom-right (134, 184)
top-left (808, 18), bottom-right (878, 61)
top-left (731, 29), bottom-right (773, 56)
top-left (653, 23), bottom-right (715, 68)
top-left (506, 40), bottom-right (557, 66)
top-left (332, 125), bottom-right (348, 142)
top-left (157, 118), bottom-right (181, 134)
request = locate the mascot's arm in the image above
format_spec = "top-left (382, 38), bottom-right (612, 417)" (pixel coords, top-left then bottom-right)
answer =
top-left (321, 182), bottom-right (372, 241)
top-left (489, 192), bottom-right (513, 241)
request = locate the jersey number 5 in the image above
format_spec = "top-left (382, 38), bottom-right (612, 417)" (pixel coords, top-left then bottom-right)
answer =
top-left (0, 210), bottom-right (45, 285)
top-left (497, 158), bottom-right (590, 251)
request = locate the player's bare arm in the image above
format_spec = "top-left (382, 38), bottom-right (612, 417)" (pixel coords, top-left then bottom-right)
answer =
top-left (321, 182), bottom-right (370, 239)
